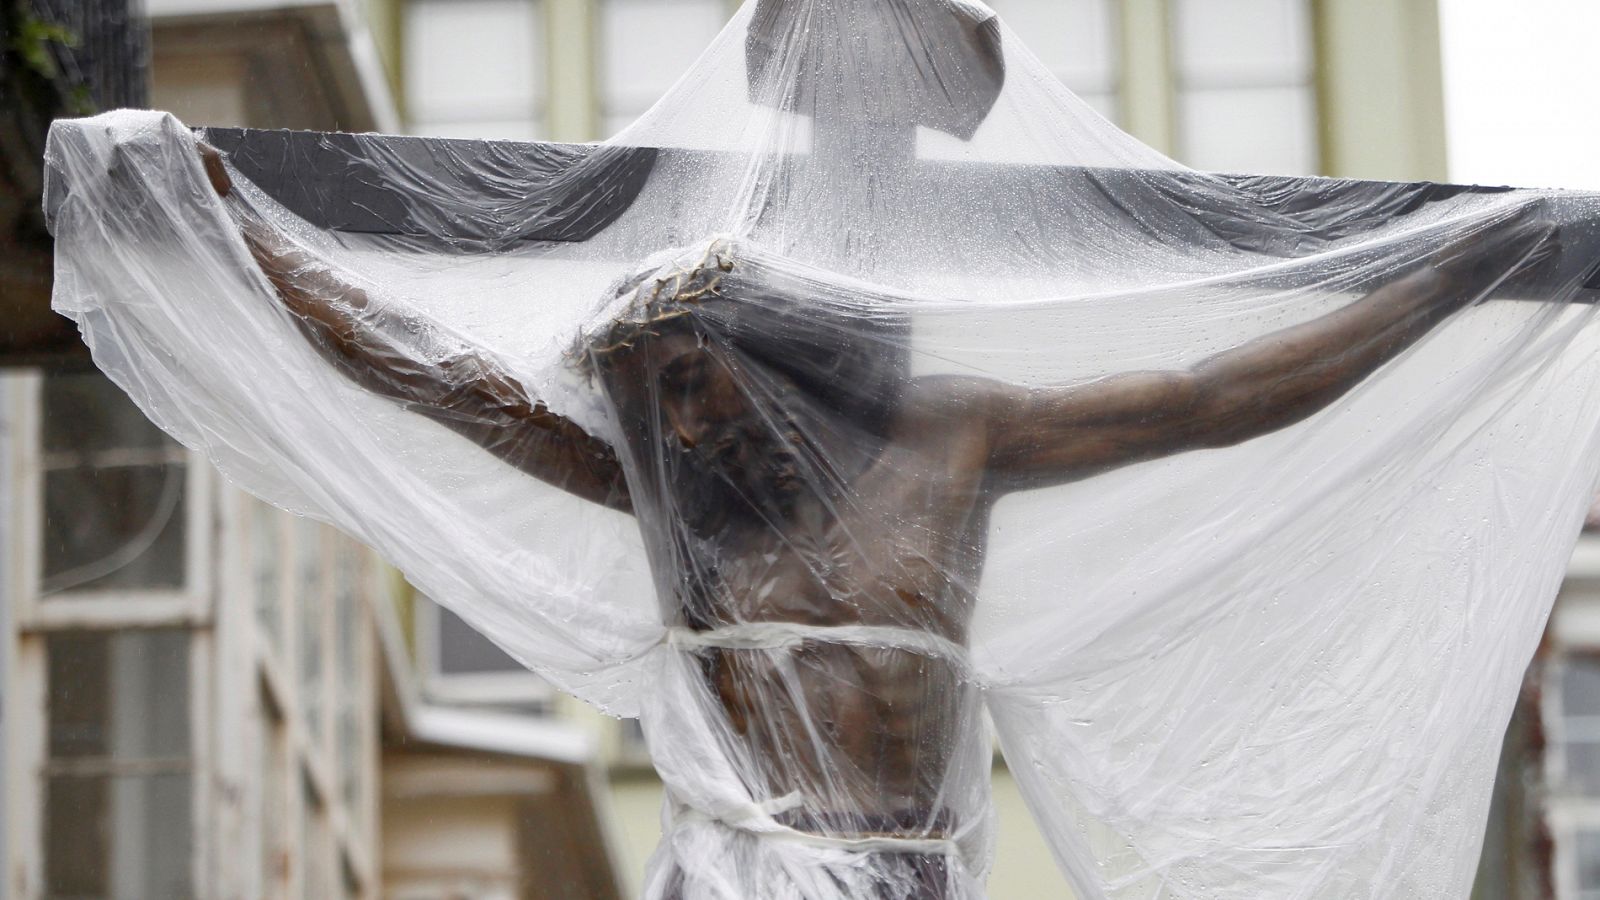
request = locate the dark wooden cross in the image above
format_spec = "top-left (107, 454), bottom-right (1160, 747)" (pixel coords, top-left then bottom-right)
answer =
top-left (170, 127), bottom-right (1600, 299)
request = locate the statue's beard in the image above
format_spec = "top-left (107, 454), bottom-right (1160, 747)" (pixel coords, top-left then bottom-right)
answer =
top-left (666, 416), bottom-right (807, 535)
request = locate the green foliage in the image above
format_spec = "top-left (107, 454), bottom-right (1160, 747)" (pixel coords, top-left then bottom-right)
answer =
top-left (6, 1), bottom-right (95, 115)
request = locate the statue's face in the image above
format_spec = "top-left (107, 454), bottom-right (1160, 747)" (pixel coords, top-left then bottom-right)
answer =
top-left (646, 331), bottom-right (751, 455)
top-left (596, 329), bottom-right (805, 528)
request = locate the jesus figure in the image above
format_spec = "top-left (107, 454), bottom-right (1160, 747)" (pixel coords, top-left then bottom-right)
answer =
top-left (190, 0), bottom-right (1558, 895)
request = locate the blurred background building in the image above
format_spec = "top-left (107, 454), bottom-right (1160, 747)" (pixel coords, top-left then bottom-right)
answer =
top-left (0, 0), bottom-right (1587, 897)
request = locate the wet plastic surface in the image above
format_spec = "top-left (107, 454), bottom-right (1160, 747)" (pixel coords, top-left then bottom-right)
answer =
top-left (42, 1), bottom-right (1600, 897)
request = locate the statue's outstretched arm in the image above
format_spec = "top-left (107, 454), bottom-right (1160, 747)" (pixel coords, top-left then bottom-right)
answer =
top-left (962, 206), bottom-right (1559, 493)
top-left (199, 144), bottom-right (633, 513)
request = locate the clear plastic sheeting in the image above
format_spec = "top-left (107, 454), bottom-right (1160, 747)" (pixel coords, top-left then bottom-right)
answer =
top-left (41, 1), bottom-right (1600, 897)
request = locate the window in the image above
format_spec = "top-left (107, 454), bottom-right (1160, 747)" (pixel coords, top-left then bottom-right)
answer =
top-left (1579, 829), bottom-right (1600, 900)
top-left (987, 0), bottom-right (1121, 121)
top-left (599, 0), bottom-right (728, 137)
top-left (1559, 658), bottom-right (1600, 794)
top-left (301, 771), bottom-right (336, 900)
top-left (253, 499), bottom-right (284, 651)
top-left (1171, 0), bottom-right (1318, 175)
top-left (2, 368), bottom-right (212, 896)
top-left (252, 528), bottom-right (377, 899)
top-left (259, 690), bottom-right (290, 898)
top-left (405, 0), bottom-right (547, 140)
top-left (616, 716), bottom-right (651, 768)
top-left (43, 629), bottom-right (193, 899)
top-left (333, 545), bottom-right (371, 835)
top-left (39, 372), bottom-right (189, 596)
top-left (296, 518), bottom-right (328, 745)
top-left (418, 593), bottom-right (553, 709)
top-left (1548, 655), bottom-right (1600, 897)
top-left (6, 365), bottom-right (380, 898)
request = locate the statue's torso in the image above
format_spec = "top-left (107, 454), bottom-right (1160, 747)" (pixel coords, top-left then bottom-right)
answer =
top-left (644, 407), bottom-right (995, 832)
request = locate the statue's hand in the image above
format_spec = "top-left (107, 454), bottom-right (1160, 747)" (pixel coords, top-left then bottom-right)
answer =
top-left (197, 141), bottom-right (233, 198)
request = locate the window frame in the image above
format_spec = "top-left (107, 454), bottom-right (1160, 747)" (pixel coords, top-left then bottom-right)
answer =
top-left (2, 370), bottom-right (218, 897)
top-left (2, 369), bottom-right (382, 899)
top-left (1547, 646), bottom-right (1600, 898)
top-left (415, 595), bottom-right (556, 708)
top-left (403, 0), bottom-right (550, 141)
top-left (985, 0), bottom-right (1125, 123)
top-left (594, 0), bottom-right (733, 138)
top-left (13, 371), bottom-right (214, 631)
top-left (1168, 0), bottom-right (1321, 176)
top-left (248, 507), bottom-right (380, 899)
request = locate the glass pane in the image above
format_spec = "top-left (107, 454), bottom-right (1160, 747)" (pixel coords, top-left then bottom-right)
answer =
top-left (260, 699), bottom-right (289, 897)
top-left (436, 599), bottom-right (524, 675)
top-left (253, 501), bottom-right (283, 648)
top-left (339, 706), bottom-right (363, 817)
top-left (48, 630), bottom-right (190, 761)
top-left (42, 463), bottom-right (187, 593)
top-left (620, 717), bottom-right (647, 755)
top-left (1567, 741), bottom-right (1600, 794)
top-left (989, 0), bottom-right (1118, 92)
top-left (1172, 0), bottom-right (1312, 84)
top-left (600, 0), bottom-right (727, 134)
top-left (1178, 85), bottom-right (1317, 175)
top-left (335, 546), bottom-right (360, 687)
top-left (1580, 830), bottom-right (1600, 888)
top-left (406, 0), bottom-right (543, 125)
top-left (45, 772), bottom-right (193, 899)
top-left (42, 371), bottom-right (172, 455)
top-left (297, 519), bottom-right (326, 744)
top-left (334, 545), bottom-right (366, 815)
top-left (301, 773), bottom-right (334, 900)
top-left (1565, 659), bottom-right (1600, 716)
top-left (343, 858), bottom-right (363, 900)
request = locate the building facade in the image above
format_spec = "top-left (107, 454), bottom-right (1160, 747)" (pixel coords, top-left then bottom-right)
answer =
top-left (3, 1), bottom-right (622, 898)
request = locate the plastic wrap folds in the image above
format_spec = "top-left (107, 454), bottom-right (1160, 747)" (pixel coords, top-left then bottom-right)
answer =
top-left (42, 1), bottom-right (1600, 897)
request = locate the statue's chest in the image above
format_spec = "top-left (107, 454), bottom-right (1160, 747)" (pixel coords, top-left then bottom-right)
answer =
top-left (670, 440), bottom-right (988, 632)
top-left (706, 507), bottom-right (970, 632)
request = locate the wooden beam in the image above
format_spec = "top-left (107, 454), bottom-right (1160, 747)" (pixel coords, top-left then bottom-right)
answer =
top-left (196, 125), bottom-right (1509, 253)
top-left (40, 126), bottom-right (1600, 296)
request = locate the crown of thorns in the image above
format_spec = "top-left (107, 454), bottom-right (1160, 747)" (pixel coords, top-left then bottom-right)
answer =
top-left (575, 241), bottom-right (739, 369)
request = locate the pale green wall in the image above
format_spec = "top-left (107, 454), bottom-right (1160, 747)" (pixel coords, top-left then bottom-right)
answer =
top-left (606, 777), bottom-right (667, 898)
top-left (1118, 0), bottom-right (1177, 156)
top-left (988, 767), bottom-right (1078, 899)
top-left (546, 0), bottom-right (599, 141)
top-left (1312, 0), bottom-right (1449, 180)
top-left (1112, 0), bottom-right (1448, 178)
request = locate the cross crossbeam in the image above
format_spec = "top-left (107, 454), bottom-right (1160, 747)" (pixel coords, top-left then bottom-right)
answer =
top-left (128, 127), bottom-right (1599, 296)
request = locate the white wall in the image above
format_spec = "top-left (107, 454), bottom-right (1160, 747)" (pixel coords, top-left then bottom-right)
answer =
top-left (1439, 0), bottom-right (1600, 190)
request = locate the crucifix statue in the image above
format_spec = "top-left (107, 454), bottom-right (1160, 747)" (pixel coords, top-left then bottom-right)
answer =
top-left (45, 0), bottom-right (1600, 897)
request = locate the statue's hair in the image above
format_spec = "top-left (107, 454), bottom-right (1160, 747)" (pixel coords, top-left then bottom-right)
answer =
top-left (580, 241), bottom-right (739, 361)
top-left (576, 241), bottom-right (912, 437)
